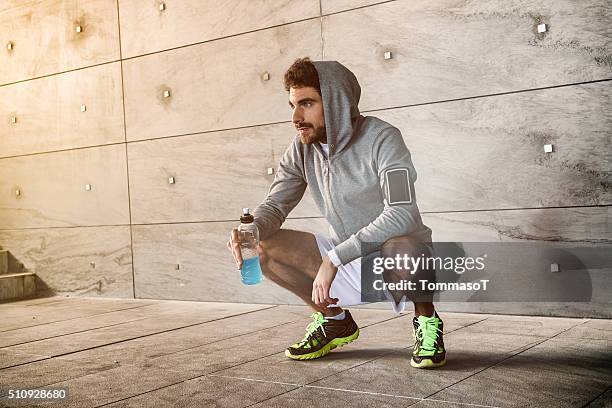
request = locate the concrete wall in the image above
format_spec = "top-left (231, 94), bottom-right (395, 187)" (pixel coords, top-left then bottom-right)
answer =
top-left (1, 0), bottom-right (610, 316)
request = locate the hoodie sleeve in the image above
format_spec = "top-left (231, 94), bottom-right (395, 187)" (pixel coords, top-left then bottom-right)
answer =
top-left (253, 138), bottom-right (307, 241)
top-left (333, 126), bottom-right (428, 265)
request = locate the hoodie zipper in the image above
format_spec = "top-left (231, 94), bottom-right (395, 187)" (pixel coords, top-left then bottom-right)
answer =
top-left (322, 148), bottom-right (348, 238)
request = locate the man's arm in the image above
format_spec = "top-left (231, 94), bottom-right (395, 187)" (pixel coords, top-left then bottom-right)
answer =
top-left (332, 126), bottom-right (427, 265)
top-left (253, 137), bottom-right (307, 241)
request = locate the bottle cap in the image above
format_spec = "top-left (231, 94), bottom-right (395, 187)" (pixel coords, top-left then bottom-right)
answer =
top-left (240, 208), bottom-right (254, 223)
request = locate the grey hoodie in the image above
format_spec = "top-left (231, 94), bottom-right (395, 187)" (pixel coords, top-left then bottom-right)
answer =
top-left (254, 60), bottom-right (432, 265)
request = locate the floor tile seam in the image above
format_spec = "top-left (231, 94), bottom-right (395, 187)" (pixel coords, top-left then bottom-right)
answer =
top-left (580, 385), bottom-right (612, 408)
top-left (0, 305), bottom-right (279, 370)
top-left (0, 315), bottom-right (156, 348)
top-left (0, 303), bottom-right (161, 333)
top-left (2, 303), bottom-right (285, 349)
top-left (206, 374), bottom-right (504, 408)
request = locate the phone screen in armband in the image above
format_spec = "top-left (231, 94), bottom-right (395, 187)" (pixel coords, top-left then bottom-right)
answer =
top-left (385, 168), bottom-right (413, 205)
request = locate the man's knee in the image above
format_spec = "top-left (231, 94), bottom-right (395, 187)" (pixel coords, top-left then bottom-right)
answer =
top-left (257, 239), bottom-right (276, 277)
top-left (381, 234), bottom-right (436, 301)
top-left (381, 235), bottom-right (432, 259)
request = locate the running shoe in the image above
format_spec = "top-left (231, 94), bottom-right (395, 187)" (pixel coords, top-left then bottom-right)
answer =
top-left (411, 311), bottom-right (446, 368)
top-left (285, 310), bottom-right (359, 360)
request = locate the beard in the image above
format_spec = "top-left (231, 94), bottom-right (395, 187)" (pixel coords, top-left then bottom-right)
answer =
top-left (297, 123), bottom-right (327, 145)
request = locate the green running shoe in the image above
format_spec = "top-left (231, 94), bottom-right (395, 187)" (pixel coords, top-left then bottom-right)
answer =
top-left (410, 311), bottom-right (446, 368)
top-left (285, 310), bottom-right (359, 360)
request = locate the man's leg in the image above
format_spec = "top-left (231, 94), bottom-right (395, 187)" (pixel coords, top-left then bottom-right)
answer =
top-left (381, 235), bottom-right (436, 316)
top-left (381, 235), bottom-right (446, 368)
top-left (259, 229), bottom-right (360, 360)
top-left (258, 229), bottom-right (342, 317)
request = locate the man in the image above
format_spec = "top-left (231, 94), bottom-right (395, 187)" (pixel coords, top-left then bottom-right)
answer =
top-left (227, 58), bottom-right (446, 368)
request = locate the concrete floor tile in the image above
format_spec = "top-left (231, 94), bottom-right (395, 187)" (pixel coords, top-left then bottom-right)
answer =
top-left (431, 363), bottom-right (610, 408)
top-left (214, 315), bottom-right (419, 385)
top-left (205, 312), bottom-right (494, 387)
top-left (57, 305), bottom-right (307, 367)
top-left (2, 304), bottom-right (275, 359)
top-left (0, 355), bottom-right (119, 391)
top-left (0, 307), bottom-right (156, 348)
top-left (252, 385), bottom-right (414, 408)
top-left (139, 320), bottom-right (313, 376)
top-left (0, 297), bottom-right (605, 408)
top-left (0, 306), bottom-right (307, 390)
top-left (500, 337), bottom-right (612, 381)
top-left (0, 300), bottom-right (158, 331)
top-left (464, 315), bottom-right (587, 338)
top-left (0, 349), bottom-right (50, 369)
top-left (556, 319), bottom-right (612, 340)
top-left (584, 387), bottom-right (612, 408)
top-left (1, 364), bottom-right (194, 407)
top-left (104, 375), bottom-right (297, 408)
top-left (303, 330), bottom-right (548, 399)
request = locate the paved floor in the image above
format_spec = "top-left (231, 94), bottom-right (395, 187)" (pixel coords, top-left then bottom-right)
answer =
top-left (0, 296), bottom-right (610, 408)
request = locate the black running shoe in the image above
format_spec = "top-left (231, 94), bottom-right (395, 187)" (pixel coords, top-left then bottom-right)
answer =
top-left (285, 310), bottom-right (359, 360)
top-left (410, 311), bottom-right (446, 368)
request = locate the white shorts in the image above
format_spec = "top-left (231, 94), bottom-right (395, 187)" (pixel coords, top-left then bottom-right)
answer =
top-left (314, 234), bottom-right (406, 314)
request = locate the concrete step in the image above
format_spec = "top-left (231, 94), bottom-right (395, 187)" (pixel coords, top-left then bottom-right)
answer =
top-left (0, 249), bottom-right (7, 274)
top-left (0, 272), bottom-right (36, 301)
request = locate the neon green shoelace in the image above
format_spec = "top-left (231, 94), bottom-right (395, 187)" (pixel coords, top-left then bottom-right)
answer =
top-left (297, 312), bottom-right (328, 347)
top-left (415, 316), bottom-right (443, 352)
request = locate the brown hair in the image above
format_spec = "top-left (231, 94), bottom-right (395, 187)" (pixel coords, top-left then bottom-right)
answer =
top-left (283, 57), bottom-right (321, 95)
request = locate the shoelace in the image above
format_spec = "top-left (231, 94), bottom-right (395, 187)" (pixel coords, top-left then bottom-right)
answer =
top-left (297, 312), bottom-right (328, 347)
top-left (415, 317), bottom-right (443, 352)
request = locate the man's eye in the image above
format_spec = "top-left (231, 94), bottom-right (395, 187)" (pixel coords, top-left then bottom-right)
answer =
top-left (304, 102), bottom-right (312, 107)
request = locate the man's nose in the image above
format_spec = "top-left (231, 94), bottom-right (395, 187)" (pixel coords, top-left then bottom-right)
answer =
top-left (292, 108), bottom-right (303, 125)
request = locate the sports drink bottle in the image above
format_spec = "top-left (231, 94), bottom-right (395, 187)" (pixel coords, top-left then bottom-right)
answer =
top-left (238, 208), bottom-right (263, 285)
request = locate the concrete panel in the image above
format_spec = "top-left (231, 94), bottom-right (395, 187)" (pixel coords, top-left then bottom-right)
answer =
top-left (131, 207), bottom-right (609, 307)
top-left (423, 206), bottom-right (610, 243)
top-left (0, 226), bottom-right (133, 298)
top-left (0, 62), bottom-right (124, 158)
top-left (132, 222), bottom-right (301, 304)
top-left (0, 144), bottom-right (130, 228)
top-left (128, 124), bottom-right (321, 224)
top-left (425, 207), bottom-right (611, 317)
top-left (376, 81), bottom-right (612, 211)
top-left (132, 218), bottom-right (332, 304)
top-left (122, 19), bottom-right (322, 141)
top-left (321, 0), bottom-right (385, 14)
top-left (118, 0), bottom-right (320, 58)
top-left (0, 1), bottom-right (46, 12)
top-left (0, 0), bottom-right (120, 85)
top-left (322, 0), bottom-right (612, 110)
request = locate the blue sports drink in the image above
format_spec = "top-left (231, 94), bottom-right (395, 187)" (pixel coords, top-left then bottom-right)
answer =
top-left (238, 208), bottom-right (263, 285)
top-left (241, 256), bottom-right (263, 285)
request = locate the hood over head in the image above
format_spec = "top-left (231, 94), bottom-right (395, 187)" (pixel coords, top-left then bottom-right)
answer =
top-left (312, 60), bottom-right (362, 156)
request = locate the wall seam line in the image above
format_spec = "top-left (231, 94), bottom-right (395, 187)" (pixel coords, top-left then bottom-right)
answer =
top-left (115, 0), bottom-right (137, 299)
